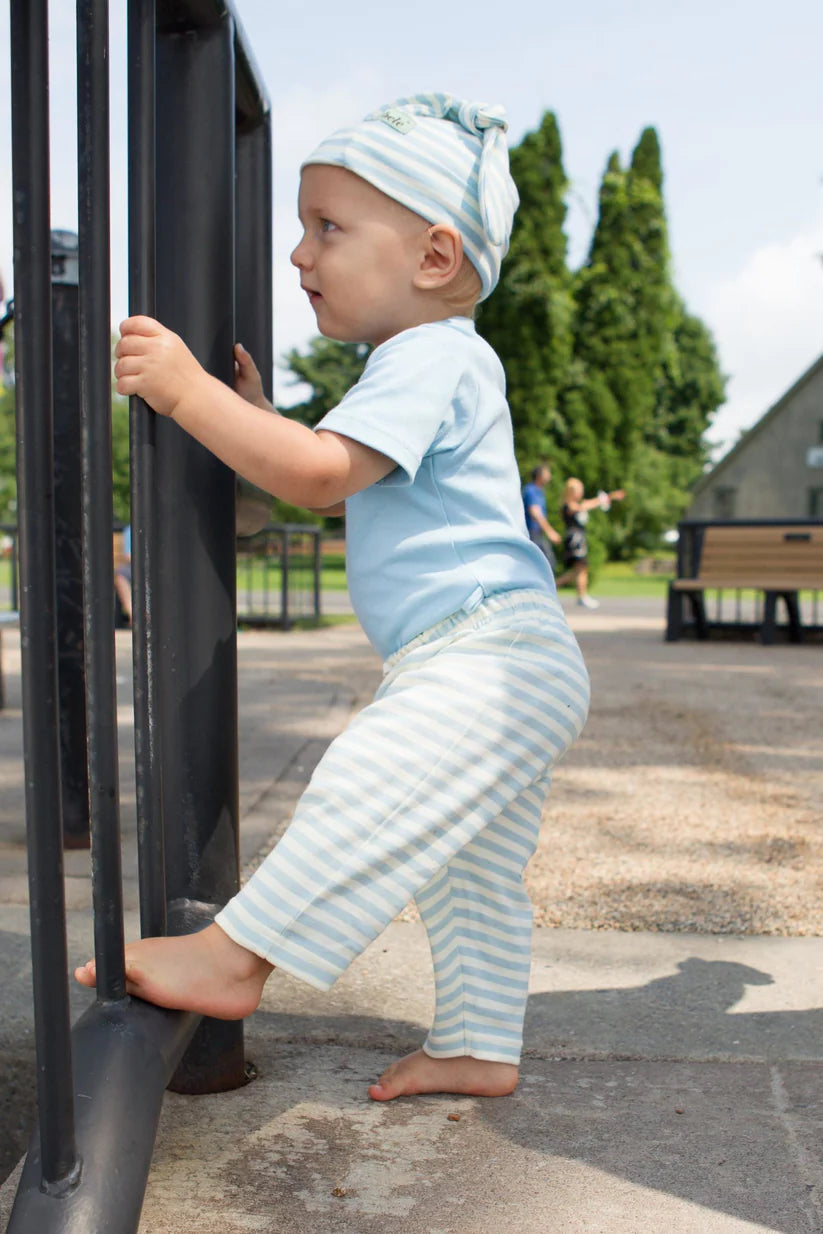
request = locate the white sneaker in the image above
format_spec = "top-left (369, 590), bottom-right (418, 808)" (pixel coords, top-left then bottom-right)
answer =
top-left (577, 595), bottom-right (600, 609)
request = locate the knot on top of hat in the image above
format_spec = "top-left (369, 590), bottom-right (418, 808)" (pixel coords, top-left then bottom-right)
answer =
top-left (450, 100), bottom-right (508, 139)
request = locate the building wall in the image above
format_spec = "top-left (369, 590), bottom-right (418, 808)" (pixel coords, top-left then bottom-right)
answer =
top-left (688, 361), bottom-right (823, 520)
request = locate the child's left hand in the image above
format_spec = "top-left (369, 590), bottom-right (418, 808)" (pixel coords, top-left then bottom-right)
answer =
top-left (234, 343), bottom-right (272, 410)
top-left (114, 316), bottom-right (207, 419)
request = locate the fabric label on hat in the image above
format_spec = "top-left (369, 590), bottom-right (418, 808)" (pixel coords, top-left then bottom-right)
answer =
top-left (378, 107), bottom-right (416, 134)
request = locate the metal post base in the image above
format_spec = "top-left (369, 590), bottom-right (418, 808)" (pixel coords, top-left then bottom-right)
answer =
top-left (6, 998), bottom-right (199, 1234)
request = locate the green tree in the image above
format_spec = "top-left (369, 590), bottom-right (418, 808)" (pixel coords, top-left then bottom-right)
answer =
top-left (653, 303), bottom-right (726, 469)
top-left (278, 337), bottom-right (370, 428)
top-left (562, 130), bottom-right (712, 555)
top-left (476, 111), bottom-right (575, 486)
top-left (111, 391), bottom-right (131, 523)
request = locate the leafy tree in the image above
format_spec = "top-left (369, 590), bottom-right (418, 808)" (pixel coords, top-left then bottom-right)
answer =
top-left (653, 303), bottom-right (726, 469)
top-left (476, 111), bottom-right (574, 489)
top-left (111, 391), bottom-right (131, 523)
top-left (278, 337), bottom-right (370, 428)
top-left (562, 131), bottom-right (712, 554)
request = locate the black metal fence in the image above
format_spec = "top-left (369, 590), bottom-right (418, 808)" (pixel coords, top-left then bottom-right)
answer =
top-left (237, 524), bottom-right (323, 628)
top-left (6, 1), bottom-right (272, 1229)
top-left (0, 523), bottom-right (324, 630)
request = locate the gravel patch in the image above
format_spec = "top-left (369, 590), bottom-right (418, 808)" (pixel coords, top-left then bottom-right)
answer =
top-left (527, 609), bottom-right (823, 935)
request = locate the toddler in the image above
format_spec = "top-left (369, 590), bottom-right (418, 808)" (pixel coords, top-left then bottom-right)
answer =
top-left (76, 93), bottom-right (590, 1102)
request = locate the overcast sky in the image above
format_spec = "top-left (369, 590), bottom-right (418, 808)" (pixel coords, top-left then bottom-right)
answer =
top-left (1, 0), bottom-right (822, 455)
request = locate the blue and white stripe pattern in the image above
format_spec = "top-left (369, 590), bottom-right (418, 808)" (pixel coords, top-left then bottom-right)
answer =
top-left (301, 92), bottom-right (520, 302)
top-left (216, 590), bottom-right (589, 1063)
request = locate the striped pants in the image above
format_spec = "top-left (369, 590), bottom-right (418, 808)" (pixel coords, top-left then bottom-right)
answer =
top-left (216, 589), bottom-right (590, 1063)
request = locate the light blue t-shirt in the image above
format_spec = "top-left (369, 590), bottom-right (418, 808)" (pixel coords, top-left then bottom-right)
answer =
top-left (315, 317), bottom-right (555, 659)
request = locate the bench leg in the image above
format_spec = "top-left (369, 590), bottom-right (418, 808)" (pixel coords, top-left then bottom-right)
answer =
top-left (762, 592), bottom-right (803, 644)
top-left (665, 583), bottom-right (683, 641)
top-left (689, 593), bottom-right (709, 640)
top-left (761, 593), bottom-right (777, 644)
top-left (783, 591), bottom-right (802, 643)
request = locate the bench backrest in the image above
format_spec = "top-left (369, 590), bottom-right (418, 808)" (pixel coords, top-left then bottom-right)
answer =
top-left (695, 524), bottom-right (823, 586)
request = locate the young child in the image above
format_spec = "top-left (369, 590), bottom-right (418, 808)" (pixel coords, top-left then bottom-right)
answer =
top-left (76, 93), bottom-right (590, 1102)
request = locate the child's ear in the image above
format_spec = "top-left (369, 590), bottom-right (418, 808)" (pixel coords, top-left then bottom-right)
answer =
top-left (414, 225), bottom-right (463, 291)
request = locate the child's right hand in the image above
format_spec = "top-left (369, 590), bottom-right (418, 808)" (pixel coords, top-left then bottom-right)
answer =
top-left (234, 343), bottom-right (272, 411)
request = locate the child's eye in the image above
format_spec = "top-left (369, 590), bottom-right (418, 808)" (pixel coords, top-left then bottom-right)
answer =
top-left (320, 218), bottom-right (338, 233)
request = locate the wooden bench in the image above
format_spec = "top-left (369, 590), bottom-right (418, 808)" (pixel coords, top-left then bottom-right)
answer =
top-left (666, 523), bottom-right (823, 643)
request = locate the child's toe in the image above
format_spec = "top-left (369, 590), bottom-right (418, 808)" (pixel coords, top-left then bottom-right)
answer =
top-left (74, 961), bottom-right (95, 987)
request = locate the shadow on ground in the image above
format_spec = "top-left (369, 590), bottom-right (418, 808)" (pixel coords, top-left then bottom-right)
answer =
top-left (3, 950), bottom-right (821, 1232)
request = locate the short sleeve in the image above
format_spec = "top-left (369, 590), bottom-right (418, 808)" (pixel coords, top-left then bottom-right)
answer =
top-left (314, 327), bottom-right (462, 486)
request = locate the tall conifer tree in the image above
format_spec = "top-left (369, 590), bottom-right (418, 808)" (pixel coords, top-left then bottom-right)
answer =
top-left (563, 131), bottom-right (682, 553)
top-left (476, 112), bottom-right (574, 481)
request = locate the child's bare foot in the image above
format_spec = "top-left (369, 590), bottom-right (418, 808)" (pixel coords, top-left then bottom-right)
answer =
top-left (368, 1049), bottom-right (519, 1102)
top-left (73, 923), bottom-right (273, 1020)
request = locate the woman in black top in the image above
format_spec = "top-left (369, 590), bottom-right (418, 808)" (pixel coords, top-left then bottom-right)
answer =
top-left (555, 477), bottom-right (625, 609)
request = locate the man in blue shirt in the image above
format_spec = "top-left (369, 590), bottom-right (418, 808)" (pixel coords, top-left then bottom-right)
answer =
top-left (522, 464), bottom-right (561, 571)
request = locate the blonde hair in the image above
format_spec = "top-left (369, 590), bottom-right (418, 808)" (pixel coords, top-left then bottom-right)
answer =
top-left (563, 477), bottom-right (584, 504)
top-left (436, 256), bottom-right (483, 316)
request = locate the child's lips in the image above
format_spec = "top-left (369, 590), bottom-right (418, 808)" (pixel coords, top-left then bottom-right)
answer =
top-left (303, 287), bottom-right (321, 304)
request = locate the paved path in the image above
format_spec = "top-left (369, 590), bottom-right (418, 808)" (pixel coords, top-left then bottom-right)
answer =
top-left (1, 600), bottom-right (821, 1233)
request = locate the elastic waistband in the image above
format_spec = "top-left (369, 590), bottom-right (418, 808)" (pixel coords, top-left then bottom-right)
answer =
top-left (383, 588), bottom-right (562, 672)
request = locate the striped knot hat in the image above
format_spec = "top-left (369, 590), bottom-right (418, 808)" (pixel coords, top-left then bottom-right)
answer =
top-left (302, 92), bottom-right (520, 301)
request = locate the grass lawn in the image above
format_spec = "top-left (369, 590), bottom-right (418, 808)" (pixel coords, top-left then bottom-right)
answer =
top-left (235, 554), bottom-right (675, 601)
top-left (585, 560), bottom-right (674, 598)
top-left (236, 551), bottom-right (348, 593)
top-left (235, 554), bottom-right (677, 601)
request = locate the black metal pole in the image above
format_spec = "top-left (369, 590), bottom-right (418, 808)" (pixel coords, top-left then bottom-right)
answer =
top-left (234, 112), bottom-right (273, 538)
top-left (127, 0), bottom-right (167, 941)
top-left (50, 232), bottom-right (92, 851)
top-left (235, 114), bottom-right (273, 401)
top-left (280, 527), bottom-right (290, 630)
top-left (155, 14), bottom-right (245, 1093)
top-left (77, 0), bottom-right (127, 1002)
top-left (9, 0), bottom-right (80, 1193)
top-left (313, 528), bottom-right (322, 620)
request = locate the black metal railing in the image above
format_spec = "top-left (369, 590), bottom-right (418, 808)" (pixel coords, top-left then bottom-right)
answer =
top-left (237, 524), bottom-right (323, 628)
top-left (0, 522), bottom-right (325, 630)
top-left (6, 2), bottom-right (271, 1229)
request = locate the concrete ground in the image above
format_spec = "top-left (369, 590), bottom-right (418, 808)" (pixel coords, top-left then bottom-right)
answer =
top-left (1, 599), bottom-right (822, 1233)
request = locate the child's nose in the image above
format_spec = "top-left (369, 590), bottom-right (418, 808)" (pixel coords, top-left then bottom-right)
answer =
top-left (290, 237), bottom-right (310, 269)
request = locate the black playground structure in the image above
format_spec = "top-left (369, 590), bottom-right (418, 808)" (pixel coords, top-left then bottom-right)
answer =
top-left (7, 1), bottom-right (273, 1228)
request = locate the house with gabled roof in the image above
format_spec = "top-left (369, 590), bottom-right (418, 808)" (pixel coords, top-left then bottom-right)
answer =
top-left (687, 354), bottom-right (823, 520)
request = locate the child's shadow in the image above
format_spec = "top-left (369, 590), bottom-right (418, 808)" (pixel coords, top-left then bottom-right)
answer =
top-left (253, 956), bottom-right (822, 1232)
top-left (523, 955), bottom-right (811, 1060)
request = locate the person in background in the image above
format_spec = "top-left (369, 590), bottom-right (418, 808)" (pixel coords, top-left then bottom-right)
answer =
top-left (555, 478), bottom-right (625, 609)
top-left (114, 523), bottom-right (132, 625)
top-left (522, 463), bottom-right (562, 571)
